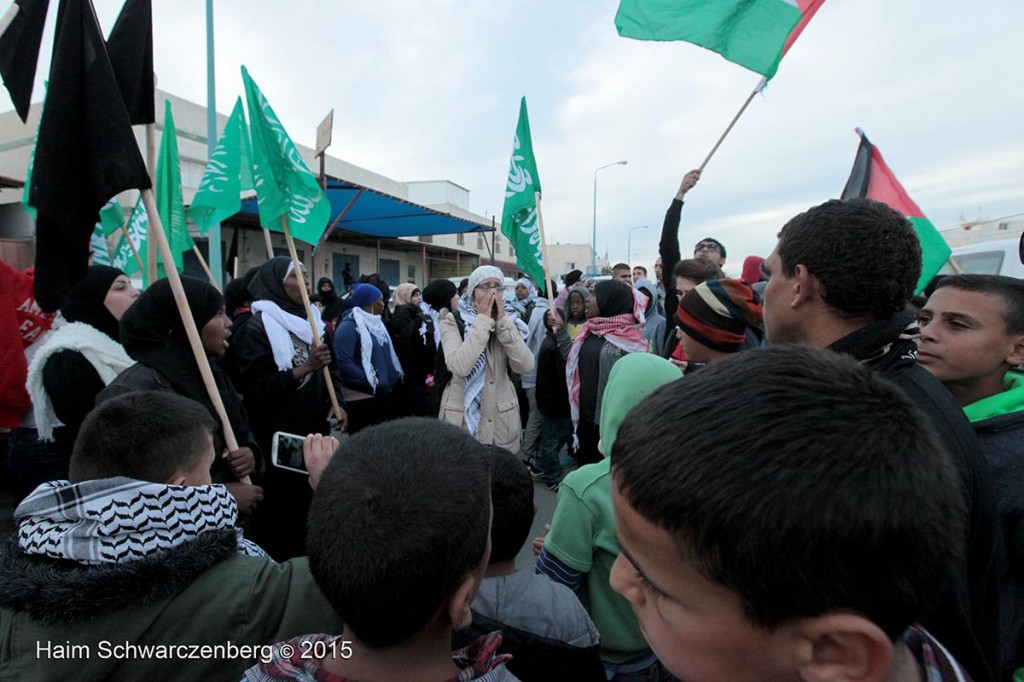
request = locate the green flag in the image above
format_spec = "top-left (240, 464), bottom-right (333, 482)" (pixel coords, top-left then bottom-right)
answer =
top-left (90, 225), bottom-right (111, 266)
top-left (500, 97), bottom-right (545, 291)
top-left (153, 99), bottom-right (194, 283)
top-left (112, 196), bottom-right (147, 277)
top-left (241, 65), bottom-right (330, 246)
top-left (189, 97), bottom-right (254, 235)
top-left (98, 197), bottom-right (125, 236)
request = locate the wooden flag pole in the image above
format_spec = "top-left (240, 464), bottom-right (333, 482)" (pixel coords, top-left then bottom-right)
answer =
top-left (262, 228), bottom-right (275, 260)
top-left (0, 3), bottom-right (20, 38)
top-left (192, 244), bottom-right (220, 291)
top-left (119, 224), bottom-right (145, 273)
top-left (145, 126), bottom-right (158, 281)
top-left (698, 83), bottom-right (760, 172)
top-left (141, 188), bottom-right (250, 484)
top-left (946, 256), bottom-right (963, 275)
top-left (534, 191), bottom-right (555, 308)
top-left (279, 215), bottom-right (346, 425)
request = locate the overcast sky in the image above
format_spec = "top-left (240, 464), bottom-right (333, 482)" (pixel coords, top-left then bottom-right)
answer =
top-left (4, 0), bottom-right (1023, 276)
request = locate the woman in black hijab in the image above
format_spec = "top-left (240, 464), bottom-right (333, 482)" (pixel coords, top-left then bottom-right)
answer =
top-left (316, 276), bottom-right (345, 328)
top-left (15, 266), bottom-right (139, 502)
top-left (224, 256), bottom-right (341, 560)
top-left (98, 277), bottom-right (263, 512)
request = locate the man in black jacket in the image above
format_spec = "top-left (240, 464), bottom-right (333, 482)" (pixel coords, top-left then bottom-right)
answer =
top-left (761, 197), bottom-right (1004, 682)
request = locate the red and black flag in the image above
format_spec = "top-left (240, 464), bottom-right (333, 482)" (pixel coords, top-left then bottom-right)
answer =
top-left (841, 130), bottom-right (951, 294)
top-left (30, 0), bottom-right (151, 311)
top-left (0, 0), bottom-right (51, 122)
top-left (106, 0), bottom-right (154, 125)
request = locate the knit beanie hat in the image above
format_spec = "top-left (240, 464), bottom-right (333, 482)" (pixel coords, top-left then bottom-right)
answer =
top-left (345, 283), bottom-right (382, 309)
top-left (676, 278), bottom-right (762, 352)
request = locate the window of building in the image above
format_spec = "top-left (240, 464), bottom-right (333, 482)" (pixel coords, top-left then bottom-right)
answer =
top-left (496, 241), bottom-right (501, 254)
top-left (477, 236), bottom-right (485, 250)
top-left (457, 233), bottom-right (465, 246)
top-left (408, 264), bottom-right (416, 280)
top-left (509, 245), bottom-right (514, 257)
top-left (419, 235), bottom-right (433, 243)
top-left (998, 222), bottom-right (1009, 230)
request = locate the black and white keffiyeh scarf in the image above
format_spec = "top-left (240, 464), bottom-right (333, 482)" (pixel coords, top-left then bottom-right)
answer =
top-left (15, 477), bottom-right (270, 564)
top-left (456, 294), bottom-right (528, 437)
top-left (828, 308), bottom-right (921, 372)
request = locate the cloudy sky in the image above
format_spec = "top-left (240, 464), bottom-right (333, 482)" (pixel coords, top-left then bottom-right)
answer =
top-left (5, 0), bottom-right (1023, 275)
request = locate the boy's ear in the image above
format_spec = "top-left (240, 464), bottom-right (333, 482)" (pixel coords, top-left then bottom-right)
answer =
top-left (794, 614), bottom-right (893, 682)
top-left (1005, 333), bottom-right (1024, 367)
top-left (165, 471), bottom-right (188, 486)
top-left (447, 573), bottom-right (478, 631)
top-left (791, 264), bottom-right (819, 309)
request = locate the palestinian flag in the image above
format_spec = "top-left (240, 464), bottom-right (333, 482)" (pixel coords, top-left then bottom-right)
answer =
top-left (615, 0), bottom-right (826, 79)
top-left (841, 130), bottom-right (951, 294)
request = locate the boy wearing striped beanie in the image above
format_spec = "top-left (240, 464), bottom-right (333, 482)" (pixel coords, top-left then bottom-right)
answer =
top-left (676, 278), bottom-right (763, 366)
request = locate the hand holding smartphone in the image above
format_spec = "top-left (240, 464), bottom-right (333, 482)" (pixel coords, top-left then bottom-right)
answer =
top-left (271, 432), bottom-right (309, 474)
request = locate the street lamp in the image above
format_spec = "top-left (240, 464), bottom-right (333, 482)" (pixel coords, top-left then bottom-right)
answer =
top-left (627, 225), bottom-right (648, 265)
top-left (592, 160), bottom-right (627, 274)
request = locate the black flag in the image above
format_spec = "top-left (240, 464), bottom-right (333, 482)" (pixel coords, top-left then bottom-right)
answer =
top-left (0, 0), bottom-right (51, 122)
top-left (30, 0), bottom-right (151, 311)
top-left (106, 0), bottom-right (154, 125)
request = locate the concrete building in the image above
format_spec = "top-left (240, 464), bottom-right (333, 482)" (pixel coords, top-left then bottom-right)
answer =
top-left (941, 219), bottom-right (1024, 248)
top-left (0, 89), bottom-right (500, 289)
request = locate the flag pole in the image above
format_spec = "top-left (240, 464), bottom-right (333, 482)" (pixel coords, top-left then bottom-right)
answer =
top-left (145, 125), bottom-right (157, 280)
top-left (0, 3), bottom-right (20, 38)
top-left (140, 188), bottom-right (250, 484)
top-left (698, 81), bottom-right (761, 172)
top-left (533, 191), bottom-right (555, 307)
top-left (262, 228), bottom-right (274, 259)
top-left (192, 244), bottom-right (220, 291)
top-left (279, 215), bottom-right (346, 425)
top-left (119, 224), bottom-right (145, 273)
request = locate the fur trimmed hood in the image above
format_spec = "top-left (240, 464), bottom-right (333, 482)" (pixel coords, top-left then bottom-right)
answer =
top-left (0, 529), bottom-right (237, 625)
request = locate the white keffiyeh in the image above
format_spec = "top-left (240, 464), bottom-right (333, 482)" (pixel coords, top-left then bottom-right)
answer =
top-left (251, 300), bottom-right (325, 371)
top-left (350, 307), bottom-right (403, 392)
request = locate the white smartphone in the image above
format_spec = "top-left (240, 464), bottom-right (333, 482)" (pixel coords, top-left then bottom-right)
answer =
top-left (271, 431), bottom-right (308, 475)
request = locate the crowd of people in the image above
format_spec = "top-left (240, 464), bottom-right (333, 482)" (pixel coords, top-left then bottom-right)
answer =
top-left (0, 173), bottom-right (1021, 681)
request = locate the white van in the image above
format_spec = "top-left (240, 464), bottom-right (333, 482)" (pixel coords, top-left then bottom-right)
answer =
top-left (943, 236), bottom-right (1024, 279)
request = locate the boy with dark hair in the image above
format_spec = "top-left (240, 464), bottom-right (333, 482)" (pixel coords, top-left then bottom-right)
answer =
top-left (610, 263), bottom-right (632, 284)
top-left (245, 418), bottom-right (518, 681)
top-left (0, 392), bottom-right (343, 681)
top-left (455, 446), bottom-right (602, 680)
top-left (762, 197), bottom-right (1003, 682)
top-left (611, 345), bottom-right (971, 681)
top-left (918, 273), bottom-right (1024, 674)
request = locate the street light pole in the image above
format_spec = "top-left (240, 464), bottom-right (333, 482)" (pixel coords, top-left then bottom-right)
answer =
top-left (627, 225), bottom-right (648, 265)
top-left (592, 160), bottom-right (627, 274)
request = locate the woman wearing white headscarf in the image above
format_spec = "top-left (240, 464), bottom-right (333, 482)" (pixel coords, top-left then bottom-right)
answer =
top-left (438, 265), bottom-right (534, 452)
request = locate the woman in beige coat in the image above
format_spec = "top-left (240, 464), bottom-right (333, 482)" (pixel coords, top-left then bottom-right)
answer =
top-left (439, 265), bottom-right (535, 452)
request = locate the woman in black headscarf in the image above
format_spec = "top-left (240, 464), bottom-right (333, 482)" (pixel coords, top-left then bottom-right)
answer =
top-left (224, 256), bottom-right (341, 560)
top-left (97, 277), bottom-right (263, 512)
top-left (316, 276), bottom-right (345, 328)
top-left (16, 266), bottom-right (139, 502)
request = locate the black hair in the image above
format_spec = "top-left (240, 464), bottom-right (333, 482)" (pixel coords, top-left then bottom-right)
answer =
top-left (672, 258), bottom-right (719, 284)
top-left (934, 274), bottom-right (1024, 335)
top-left (612, 345), bottom-right (963, 640)
top-left (777, 198), bottom-right (921, 320)
top-left (633, 265), bottom-right (647, 276)
top-left (694, 237), bottom-right (727, 259)
top-left (612, 263), bottom-right (631, 272)
top-left (481, 446), bottom-right (533, 564)
top-left (458, 278), bottom-right (469, 295)
top-left (306, 418), bottom-right (492, 649)
top-left (69, 392), bottom-right (216, 483)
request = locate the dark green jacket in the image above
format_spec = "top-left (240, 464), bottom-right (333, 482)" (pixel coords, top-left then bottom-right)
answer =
top-left (0, 530), bottom-right (343, 681)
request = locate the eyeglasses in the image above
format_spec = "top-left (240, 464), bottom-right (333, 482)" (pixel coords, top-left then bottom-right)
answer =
top-left (695, 242), bottom-right (721, 253)
top-left (475, 282), bottom-right (503, 291)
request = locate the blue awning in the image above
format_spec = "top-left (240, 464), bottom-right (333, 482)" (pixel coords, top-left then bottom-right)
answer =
top-left (239, 177), bottom-right (491, 240)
